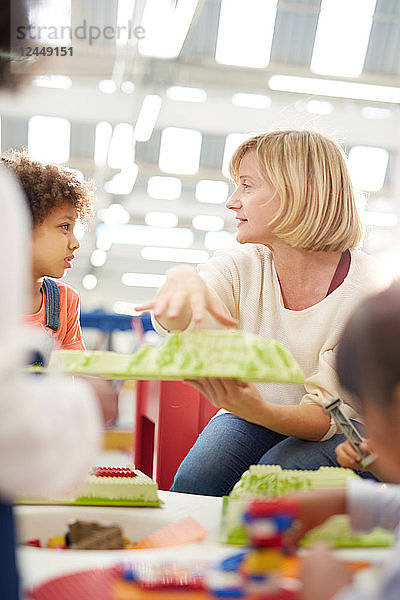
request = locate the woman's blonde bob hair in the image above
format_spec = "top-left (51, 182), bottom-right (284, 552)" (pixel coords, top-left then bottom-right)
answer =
top-left (229, 130), bottom-right (364, 252)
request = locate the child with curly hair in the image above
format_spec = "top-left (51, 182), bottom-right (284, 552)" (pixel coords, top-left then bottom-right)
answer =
top-left (0, 150), bottom-right (95, 351)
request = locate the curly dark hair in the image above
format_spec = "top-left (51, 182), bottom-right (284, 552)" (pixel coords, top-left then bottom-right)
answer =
top-left (0, 149), bottom-right (95, 226)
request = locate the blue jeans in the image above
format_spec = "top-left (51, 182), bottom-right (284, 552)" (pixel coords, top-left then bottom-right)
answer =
top-left (171, 413), bottom-right (377, 496)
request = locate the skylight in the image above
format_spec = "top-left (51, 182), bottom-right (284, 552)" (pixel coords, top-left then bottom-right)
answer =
top-left (311, 0), bottom-right (376, 77)
top-left (268, 75), bottom-right (400, 103)
top-left (348, 146), bottom-right (389, 192)
top-left (28, 116), bottom-right (70, 163)
top-left (159, 127), bottom-right (202, 175)
top-left (216, 0), bottom-right (278, 68)
top-left (139, 0), bottom-right (199, 58)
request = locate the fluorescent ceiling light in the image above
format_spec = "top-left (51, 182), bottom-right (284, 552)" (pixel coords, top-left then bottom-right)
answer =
top-left (166, 86), bottom-right (207, 103)
top-left (33, 75), bottom-right (72, 89)
top-left (116, 0), bottom-right (136, 46)
top-left (204, 231), bottom-right (237, 251)
top-left (97, 224), bottom-right (193, 248)
top-left (28, 115), bottom-right (70, 163)
top-left (98, 79), bottom-right (116, 94)
top-left (145, 212), bottom-right (179, 228)
top-left (222, 133), bottom-right (248, 178)
top-left (348, 145), bottom-right (389, 192)
top-left (361, 106), bottom-right (392, 120)
top-left (192, 215), bottom-right (224, 232)
top-left (90, 249), bottom-right (107, 267)
top-left (311, 0), bottom-right (376, 78)
top-left (363, 211), bottom-right (398, 227)
top-left (122, 272), bottom-right (167, 287)
top-left (306, 99), bottom-right (334, 115)
top-left (139, 0), bottom-right (199, 58)
top-left (82, 274), bottom-right (98, 290)
top-left (107, 123), bottom-right (135, 169)
top-left (268, 75), bottom-right (400, 104)
top-left (121, 81), bottom-right (135, 94)
top-left (98, 203), bottom-right (130, 227)
top-left (141, 247), bottom-right (209, 264)
top-left (147, 176), bottom-right (182, 200)
top-left (134, 95), bottom-right (162, 142)
top-left (216, 0), bottom-right (278, 68)
top-left (232, 93), bottom-right (271, 109)
top-left (159, 127), bottom-right (202, 175)
top-left (196, 180), bottom-right (229, 204)
top-left (94, 121), bottom-right (112, 167)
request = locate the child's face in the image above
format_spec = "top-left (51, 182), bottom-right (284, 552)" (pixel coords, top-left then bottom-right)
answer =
top-left (226, 151), bottom-right (281, 245)
top-left (31, 203), bottom-right (80, 280)
top-left (364, 390), bottom-right (400, 483)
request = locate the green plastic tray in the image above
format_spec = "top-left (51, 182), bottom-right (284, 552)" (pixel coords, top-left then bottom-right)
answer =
top-left (33, 330), bottom-right (305, 383)
top-left (220, 465), bottom-right (394, 548)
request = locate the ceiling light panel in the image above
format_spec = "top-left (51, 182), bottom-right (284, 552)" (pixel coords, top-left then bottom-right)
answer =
top-left (122, 272), bottom-right (166, 287)
top-left (159, 127), bottom-right (202, 175)
top-left (232, 93), bottom-right (271, 109)
top-left (141, 247), bottom-right (209, 263)
top-left (97, 224), bottom-right (193, 248)
top-left (196, 180), bottom-right (229, 204)
top-left (147, 176), bottom-right (182, 200)
top-left (348, 145), bottom-right (389, 192)
top-left (107, 123), bottom-right (135, 168)
top-left (216, 0), bottom-right (278, 68)
top-left (145, 212), bottom-right (179, 228)
top-left (28, 116), bottom-right (70, 163)
top-left (134, 95), bottom-right (162, 142)
top-left (167, 86), bottom-right (207, 102)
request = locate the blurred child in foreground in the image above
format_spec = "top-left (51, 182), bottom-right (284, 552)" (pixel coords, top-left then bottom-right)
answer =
top-left (0, 2), bottom-right (117, 597)
top-left (286, 281), bottom-right (400, 600)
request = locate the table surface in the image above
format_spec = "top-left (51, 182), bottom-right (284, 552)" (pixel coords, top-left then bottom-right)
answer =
top-left (16, 490), bottom-right (390, 594)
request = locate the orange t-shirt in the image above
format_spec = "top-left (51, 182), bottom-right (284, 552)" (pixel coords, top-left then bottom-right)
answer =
top-left (25, 281), bottom-right (86, 350)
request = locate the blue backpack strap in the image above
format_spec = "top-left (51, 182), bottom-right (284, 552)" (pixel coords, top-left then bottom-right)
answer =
top-left (42, 277), bottom-right (60, 332)
top-left (0, 502), bottom-right (19, 600)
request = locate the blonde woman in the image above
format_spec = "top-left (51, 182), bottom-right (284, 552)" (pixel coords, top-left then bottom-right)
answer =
top-left (137, 130), bottom-right (383, 496)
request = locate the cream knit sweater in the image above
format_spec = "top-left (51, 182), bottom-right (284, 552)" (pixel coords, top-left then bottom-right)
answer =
top-left (153, 244), bottom-right (384, 440)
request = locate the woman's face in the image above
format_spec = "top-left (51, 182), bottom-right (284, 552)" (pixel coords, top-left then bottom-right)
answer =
top-left (364, 390), bottom-right (400, 483)
top-left (226, 151), bottom-right (281, 245)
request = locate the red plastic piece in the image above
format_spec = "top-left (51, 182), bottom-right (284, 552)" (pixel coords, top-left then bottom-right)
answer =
top-left (92, 466), bottom-right (136, 478)
top-left (26, 539), bottom-right (41, 548)
top-left (134, 380), bottom-right (218, 490)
